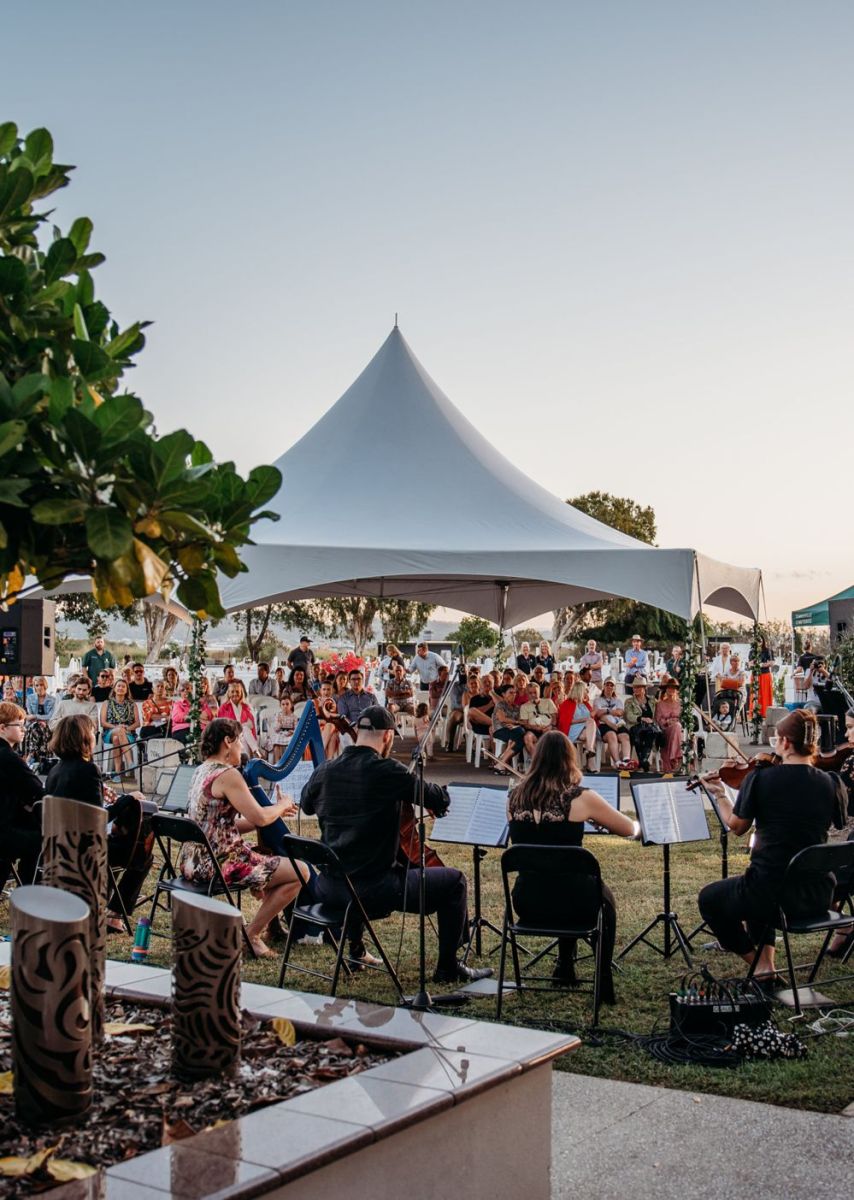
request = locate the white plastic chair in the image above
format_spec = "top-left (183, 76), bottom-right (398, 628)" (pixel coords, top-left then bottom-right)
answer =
top-left (463, 706), bottom-right (492, 768)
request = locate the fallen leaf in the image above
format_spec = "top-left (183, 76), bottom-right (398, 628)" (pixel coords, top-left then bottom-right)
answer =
top-left (104, 1022), bottom-right (155, 1036)
top-left (322, 1037), bottom-right (354, 1057)
top-left (270, 1017), bottom-right (296, 1046)
top-left (162, 1117), bottom-right (196, 1145)
top-left (0, 965), bottom-right (9, 989)
top-left (47, 1160), bottom-right (98, 1182)
top-left (0, 1071), bottom-right (12, 1095)
top-left (0, 1147), bottom-right (53, 1177)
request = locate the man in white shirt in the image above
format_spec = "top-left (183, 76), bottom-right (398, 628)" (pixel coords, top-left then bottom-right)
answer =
top-left (409, 642), bottom-right (445, 693)
top-left (248, 662), bottom-right (277, 697)
top-left (50, 677), bottom-right (99, 728)
top-left (709, 643), bottom-right (733, 688)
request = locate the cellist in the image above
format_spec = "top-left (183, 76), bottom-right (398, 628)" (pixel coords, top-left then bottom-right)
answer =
top-left (697, 709), bottom-right (847, 981)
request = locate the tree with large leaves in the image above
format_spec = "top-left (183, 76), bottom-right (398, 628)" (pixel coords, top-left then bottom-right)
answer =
top-left (0, 122), bottom-right (280, 618)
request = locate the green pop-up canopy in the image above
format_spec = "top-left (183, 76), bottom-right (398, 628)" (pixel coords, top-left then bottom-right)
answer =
top-left (792, 585), bottom-right (854, 627)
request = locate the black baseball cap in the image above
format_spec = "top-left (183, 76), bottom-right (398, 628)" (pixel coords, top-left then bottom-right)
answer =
top-left (299, 634), bottom-right (312, 643)
top-left (355, 705), bottom-right (396, 731)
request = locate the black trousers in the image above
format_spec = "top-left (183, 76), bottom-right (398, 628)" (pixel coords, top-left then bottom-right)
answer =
top-left (630, 724), bottom-right (664, 765)
top-left (0, 828), bottom-right (41, 890)
top-left (512, 878), bottom-right (617, 1003)
top-left (699, 871), bottom-right (834, 956)
top-left (316, 865), bottom-right (467, 971)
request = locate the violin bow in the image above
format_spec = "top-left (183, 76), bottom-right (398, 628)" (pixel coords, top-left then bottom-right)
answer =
top-left (481, 747), bottom-right (526, 780)
top-left (692, 703), bottom-right (751, 764)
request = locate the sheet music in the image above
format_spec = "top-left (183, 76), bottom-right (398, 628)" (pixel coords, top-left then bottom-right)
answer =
top-left (631, 779), bottom-right (709, 845)
top-left (432, 785), bottom-right (509, 847)
top-left (281, 760), bottom-right (315, 806)
top-left (580, 773), bottom-right (620, 834)
top-left (161, 765), bottom-right (196, 813)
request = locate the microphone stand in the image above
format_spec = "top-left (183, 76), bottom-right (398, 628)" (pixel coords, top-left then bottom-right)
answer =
top-left (402, 649), bottom-right (467, 1012)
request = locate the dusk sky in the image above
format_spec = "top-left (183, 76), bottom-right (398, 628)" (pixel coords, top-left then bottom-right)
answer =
top-left (7, 1), bottom-right (853, 621)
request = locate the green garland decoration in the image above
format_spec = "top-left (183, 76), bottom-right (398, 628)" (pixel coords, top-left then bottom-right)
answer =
top-left (679, 622), bottom-right (698, 774)
top-left (188, 616), bottom-right (208, 763)
top-left (750, 621), bottom-right (765, 744)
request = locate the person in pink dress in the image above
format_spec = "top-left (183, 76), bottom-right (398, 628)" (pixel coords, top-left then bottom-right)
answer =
top-left (654, 679), bottom-right (684, 772)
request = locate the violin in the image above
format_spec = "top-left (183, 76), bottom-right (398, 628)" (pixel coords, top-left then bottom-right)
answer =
top-left (814, 742), bottom-right (854, 773)
top-left (397, 787), bottom-right (450, 869)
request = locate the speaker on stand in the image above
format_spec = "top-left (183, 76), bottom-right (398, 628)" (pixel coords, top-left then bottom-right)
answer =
top-left (0, 598), bottom-right (56, 679)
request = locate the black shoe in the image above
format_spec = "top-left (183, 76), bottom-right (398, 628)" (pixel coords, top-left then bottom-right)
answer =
top-left (432, 961), bottom-right (493, 985)
top-left (551, 960), bottom-right (578, 986)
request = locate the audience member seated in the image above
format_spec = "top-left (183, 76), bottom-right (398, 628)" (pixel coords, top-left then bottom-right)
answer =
top-left (511, 672), bottom-right (530, 706)
top-left (162, 666), bottom-right (180, 700)
top-left (579, 639), bottom-right (604, 685)
top-left (665, 645), bottom-right (687, 681)
top-left (520, 681), bottom-right (557, 735)
top-left (100, 679), bottom-right (140, 773)
top-left (267, 695), bottom-right (297, 761)
top-left (249, 661), bottom-right (276, 697)
top-left (428, 665), bottom-right (450, 712)
top-left (140, 679), bottom-right (172, 740)
top-left (593, 678), bottom-right (632, 766)
top-left (409, 642), bottom-right (445, 694)
top-left (534, 641), bottom-right (556, 677)
top-left (623, 634), bottom-right (648, 688)
top-left (0, 701), bottom-right (43, 888)
top-left (624, 679), bottom-right (664, 771)
top-left (45, 714), bottom-right (155, 934)
top-left (655, 679), bottom-right (684, 772)
top-left (443, 669), bottom-right (477, 753)
top-left (718, 653), bottom-right (746, 695)
top-left (467, 675), bottom-right (495, 733)
top-left (491, 683), bottom-right (536, 771)
top-left (182, 718), bottom-right (308, 957)
top-left (218, 680), bottom-right (259, 756)
top-left (337, 669), bottom-right (375, 725)
top-left (385, 661), bottom-right (415, 716)
top-left (2, 681), bottom-right (18, 705)
top-left (557, 682), bottom-right (597, 769)
top-left (282, 666), bottom-right (312, 704)
top-left (215, 663), bottom-right (237, 700)
top-left (129, 663), bottom-right (153, 702)
top-left (716, 700), bottom-right (735, 731)
top-left (546, 678), bottom-right (565, 708)
top-left (273, 666), bottom-right (287, 697)
top-left (530, 663), bottom-right (549, 695)
top-left (380, 643), bottom-right (406, 681)
top-left (22, 676), bottom-right (55, 764)
top-left (51, 676), bottom-right (99, 728)
top-left (507, 731), bottom-right (638, 994)
top-left (92, 668), bottom-right (115, 702)
top-left (515, 641), bottom-right (534, 675)
top-left (334, 670), bottom-right (349, 697)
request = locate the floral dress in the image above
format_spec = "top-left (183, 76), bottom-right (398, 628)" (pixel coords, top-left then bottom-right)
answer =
top-left (180, 760), bottom-right (280, 891)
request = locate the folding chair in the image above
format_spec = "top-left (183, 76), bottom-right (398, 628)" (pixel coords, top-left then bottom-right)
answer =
top-left (276, 834), bottom-right (404, 1001)
top-left (747, 840), bottom-right (854, 1016)
top-left (497, 844), bottom-right (606, 1028)
top-left (148, 814), bottom-right (257, 956)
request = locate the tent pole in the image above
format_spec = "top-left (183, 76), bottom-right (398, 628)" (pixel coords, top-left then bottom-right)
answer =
top-left (694, 554), bottom-right (713, 726)
top-left (496, 582), bottom-right (510, 665)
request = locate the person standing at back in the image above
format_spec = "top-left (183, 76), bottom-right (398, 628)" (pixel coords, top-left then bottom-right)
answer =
top-left (409, 642), bottom-right (445, 696)
top-left (287, 636), bottom-right (316, 684)
top-left (82, 636), bottom-right (116, 686)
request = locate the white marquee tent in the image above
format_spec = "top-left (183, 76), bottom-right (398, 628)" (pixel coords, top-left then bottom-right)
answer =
top-left (219, 327), bottom-right (761, 628)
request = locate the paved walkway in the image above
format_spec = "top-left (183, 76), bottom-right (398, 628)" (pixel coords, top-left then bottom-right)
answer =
top-left (551, 1072), bottom-right (853, 1200)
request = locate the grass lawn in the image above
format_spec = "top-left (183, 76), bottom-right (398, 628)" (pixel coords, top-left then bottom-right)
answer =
top-left (4, 814), bottom-right (853, 1114)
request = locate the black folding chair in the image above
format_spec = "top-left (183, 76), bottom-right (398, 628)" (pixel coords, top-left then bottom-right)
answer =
top-left (747, 841), bottom-right (854, 1016)
top-left (497, 844), bottom-right (606, 1028)
top-left (276, 834), bottom-right (404, 1002)
top-left (148, 814), bottom-right (257, 957)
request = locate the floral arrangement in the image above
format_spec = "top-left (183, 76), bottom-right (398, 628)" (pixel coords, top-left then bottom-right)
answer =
top-left (188, 617), bottom-right (207, 761)
top-left (679, 623), bottom-right (698, 773)
top-left (316, 651), bottom-right (370, 685)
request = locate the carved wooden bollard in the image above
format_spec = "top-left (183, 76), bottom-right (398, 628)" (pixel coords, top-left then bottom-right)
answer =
top-left (172, 892), bottom-right (242, 1080)
top-left (11, 885), bottom-right (92, 1125)
top-left (42, 793), bottom-right (108, 1043)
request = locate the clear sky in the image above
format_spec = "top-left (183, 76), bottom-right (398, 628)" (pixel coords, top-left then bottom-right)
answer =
top-left (6, 1), bottom-right (853, 620)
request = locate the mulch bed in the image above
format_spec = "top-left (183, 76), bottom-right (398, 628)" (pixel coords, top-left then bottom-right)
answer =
top-left (0, 995), bottom-right (395, 1196)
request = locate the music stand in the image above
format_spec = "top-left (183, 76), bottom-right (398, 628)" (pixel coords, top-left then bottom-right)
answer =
top-left (685, 779), bottom-right (731, 946)
top-left (617, 778), bottom-right (711, 966)
top-left (431, 783), bottom-right (510, 960)
top-left (580, 772), bottom-right (621, 834)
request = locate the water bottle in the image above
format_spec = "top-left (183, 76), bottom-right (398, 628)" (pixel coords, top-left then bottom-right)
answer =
top-left (130, 916), bottom-right (151, 963)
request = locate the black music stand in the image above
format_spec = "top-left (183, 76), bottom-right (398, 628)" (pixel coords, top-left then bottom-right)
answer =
top-left (685, 780), bottom-right (730, 946)
top-left (617, 779), bottom-right (711, 966)
top-left (431, 783), bottom-right (510, 962)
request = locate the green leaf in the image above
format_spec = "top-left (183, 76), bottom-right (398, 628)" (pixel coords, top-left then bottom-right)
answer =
top-left (32, 279), bottom-right (74, 307)
top-left (246, 464), bottom-right (282, 506)
top-left (12, 374), bottom-right (48, 404)
top-left (0, 519), bottom-right (7, 549)
top-left (67, 216), bottom-right (93, 254)
top-left (92, 395), bottom-right (146, 443)
top-left (159, 510), bottom-right (217, 538)
top-left (63, 408), bottom-right (102, 460)
top-left (177, 572), bottom-right (224, 618)
top-left (105, 322), bottom-right (146, 361)
top-left (48, 376), bottom-right (74, 423)
top-left (0, 420), bottom-right (26, 457)
top-left (71, 339), bottom-right (111, 378)
top-left (0, 165), bottom-right (33, 221)
top-left (24, 128), bottom-right (53, 170)
top-left (32, 497), bottom-right (88, 524)
top-left (0, 122), bottom-right (17, 157)
top-left (73, 303), bottom-right (89, 340)
top-left (86, 507), bottom-right (133, 559)
top-left (0, 479), bottom-right (28, 506)
top-left (77, 269), bottom-right (94, 306)
top-left (153, 429), bottom-right (194, 483)
top-left (74, 252), bottom-right (105, 271)
top-left (43, 237), bottom-right (77, 284)
top-left (0, 255), bottom-right (27, 295)
top-left (190, 440), bottom-right (214, 467)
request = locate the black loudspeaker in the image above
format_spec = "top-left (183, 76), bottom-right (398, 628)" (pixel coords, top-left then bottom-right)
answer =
top-left (0, 598), bottom-right (56, 677)
top-left (829, 599), bottom-right (854, 650)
